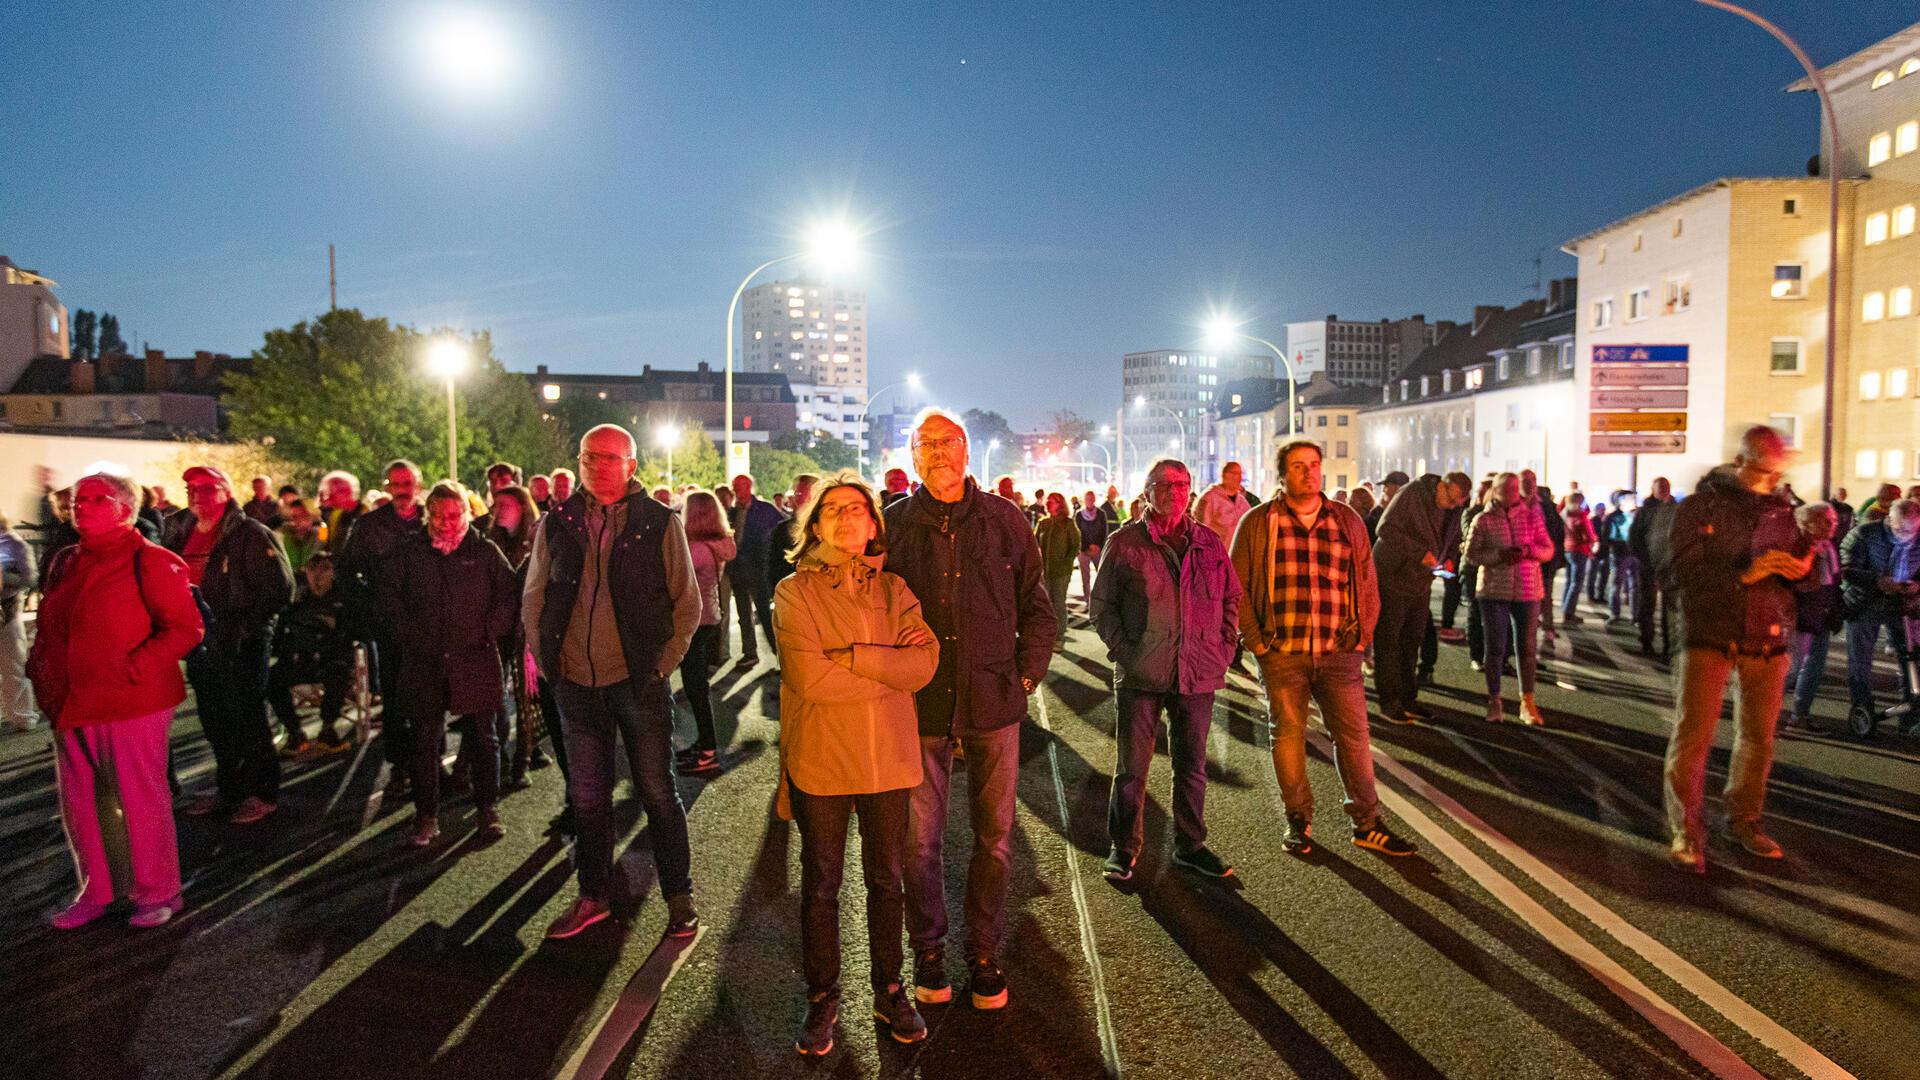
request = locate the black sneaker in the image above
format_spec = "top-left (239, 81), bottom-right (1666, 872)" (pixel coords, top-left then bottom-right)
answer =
top-left (1352, 823), bottom-right (1417, 857)
top-left (913, 947), bottom-right (951, 1004)
top-left (795, 990), bottom-right (839, 1057)
top-left (665, 893), bottom-right (699, 938)
top-left (1102, 848), bottom-right (1135, 883)
top-left (1171, 845), bottom-right (1234, 878)
top-left (968, 955), bottom-right (1008, 1010)
top-left (1403, 702), bottom-right (1434, 722)
top-left (1282, 812), bottom-right (1314, 855)
top-left (872, 982), bottom-right (928, 1044)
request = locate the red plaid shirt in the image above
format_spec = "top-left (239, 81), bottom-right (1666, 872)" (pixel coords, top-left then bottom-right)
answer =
top-left (1267, 498), bottom-right (1355, 655)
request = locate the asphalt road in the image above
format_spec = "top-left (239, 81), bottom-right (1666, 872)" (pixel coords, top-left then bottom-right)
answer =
top-left (2, 592), bottom-right (1917, 1080)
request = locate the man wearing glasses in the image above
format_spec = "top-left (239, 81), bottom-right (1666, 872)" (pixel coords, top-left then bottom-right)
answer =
top-left (524, 424), bottom-right (702, 940)
top-left (1660, 425), bottom-right (1810, 873)
top-left (882, 409), bottom-right (1055, 1011)
top-left (339, 459), bottom-right (428, 797)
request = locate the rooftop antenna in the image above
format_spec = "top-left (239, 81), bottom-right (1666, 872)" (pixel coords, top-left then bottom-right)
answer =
top-left (1526, 248), bottom-right (1544, 295)
top-left (328, 244), bottom-right (338, 311)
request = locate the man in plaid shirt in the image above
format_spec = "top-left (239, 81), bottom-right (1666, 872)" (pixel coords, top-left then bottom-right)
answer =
top-left (1228, 441), bottom-right (1417, 858)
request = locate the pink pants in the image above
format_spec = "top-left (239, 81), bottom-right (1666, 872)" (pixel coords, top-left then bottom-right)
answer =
top-left (55, 709), bottom-right (182, 907)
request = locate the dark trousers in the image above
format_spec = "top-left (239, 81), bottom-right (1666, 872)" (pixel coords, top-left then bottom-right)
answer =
top-left (1440, 573), bottom-right (1465, 630)
top-left (1589, 551), bottom-right (1612, 602)
top-left (554, 676), bottom-right (691, 902)
top-left (266, 653), bottom-right (351, 739)
top-left (1539, 562), bottom-right (1561, 632)
top-left (415, 711), bottom-right (499, 818)
top-left (791, 779), bottom-right (910, 995)
top-left (1480, 599), bottom-right (1540, 697)
top-left (1418, 620), bottom-right (1438, 680)
top-left (188, 634), bottom-right (280, 804)
top-left (907, 724), bottom-right (1019, 959)
top-left (730, 573), bottom-right (776, 659)
top-left (536, 675), bottom-right (570, 784)
top-left (1464, 571), bottom-right (1485, 663)
top-left (1636, 575), bottom-right (1671, 653)
top-left (1847, 616), bottom-right (1912, 711)
top-left (371, 636), bottom-right (414, 768)
top-left (1372, 595), bottom-right (1429, 714)
top-left (679, 624), bottom-right (722, 751)
top-left (1107, 689), bottom-right (1212, 860)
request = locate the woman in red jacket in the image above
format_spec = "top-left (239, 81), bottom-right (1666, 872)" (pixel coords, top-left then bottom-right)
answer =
top-left (28, 472), bottom-right (205, 929)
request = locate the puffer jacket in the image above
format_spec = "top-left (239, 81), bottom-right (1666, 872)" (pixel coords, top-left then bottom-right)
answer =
top-left (1663, 466), bottom-right (1802, 654)
top-left (689, 536), bottom-right (737, 626)
top-left (1466, 498), bottom-right (1556, 602)
top-left (773, 547), bottom-right (937, 817)
top-left (1091, 516), bottom-right (1240, 694)
top-left (1838, 519), bottom-right (1915, 622)
top-left (164, 501), bottom-right (295, 648)
top-left (381, 527), bottom-right (518, 721)
top-left (28, 528), bottom-right (204, 729)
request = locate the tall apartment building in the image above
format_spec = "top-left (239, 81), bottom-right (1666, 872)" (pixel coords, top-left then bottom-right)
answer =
top-left (1121, 347), bottom-right (1270, 483)
top-left (1284, 314), bottom-right (1445, 388)
top-left (1796, 23), bottom-right (1920, 494)
top-left (740, 279), bottom-right (868, 447)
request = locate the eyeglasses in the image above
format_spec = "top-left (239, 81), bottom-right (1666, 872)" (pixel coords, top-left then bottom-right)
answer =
top-left (816, 500), bottom-right (871, 521)
top-left (185, 483), bottom-right (225, 496)
top-left (1148, 480), bottom-right (1191, 492)
top-left (579, 450), bottom-right (632, 466)
top-left (912, 436), bottom-right (965, 453)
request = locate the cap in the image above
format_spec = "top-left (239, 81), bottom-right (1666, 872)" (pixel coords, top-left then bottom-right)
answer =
top-left (182, 465), bottom-right (232, 488)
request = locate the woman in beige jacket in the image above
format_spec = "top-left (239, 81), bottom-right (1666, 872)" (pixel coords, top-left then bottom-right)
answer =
top-left (773, 472), bottom-right (939, 1057)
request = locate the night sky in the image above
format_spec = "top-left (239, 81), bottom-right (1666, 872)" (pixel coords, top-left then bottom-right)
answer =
top-left (3, 1), bottom-right (1912, 428)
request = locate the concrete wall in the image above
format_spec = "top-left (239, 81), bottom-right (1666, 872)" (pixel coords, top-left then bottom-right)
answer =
top-left (0, 432), bottom-right (205, 527)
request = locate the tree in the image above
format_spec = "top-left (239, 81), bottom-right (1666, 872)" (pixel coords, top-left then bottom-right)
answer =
top-left (97, 312), bottom-right (127, 356)
top-left (639, 429), bottom-right (725, 491)
top-left (960, 408), bottom-right (1017, 453)
top-left (543, 392), bottom-right (636, 455)
top-left (747, 447), bottom-right (823, 498)
top-left (772, 428), bottom-right (858, 474)
top-left (1049, 409), bottom-right (1096, 451)
top-left (222, 308), bottom-right (569, 491)
top-left (70, 309), bottom-right (97, 359)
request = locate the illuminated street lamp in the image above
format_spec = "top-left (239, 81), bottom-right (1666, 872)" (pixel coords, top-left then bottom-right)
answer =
top-left (1205, 315), bottom-right (1296, 438)
top-left (981, 437), bottom-right (1000, 485)
top-left (725, 219), bottom-right (865, 471)
top-left (653, 423), bottom-right (682, 487)
top-left (858, 372), bottom-right (922, 474)
top-left (425, 337), bottom-right (470, 483)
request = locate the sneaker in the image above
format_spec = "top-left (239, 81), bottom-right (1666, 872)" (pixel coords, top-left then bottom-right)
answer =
top-left (476, 807), bottom-right (506, 841)
top-left (1171, 845), bottom-right (1235, 878)
top-left (1383, 708), bottom-right (1419, 726)
top-left (548, 806), bottom-right (578, 836)
top-left (407, 814), bottom-right (440, 848)
top-left (182, 793), bottom-right (225, 817)
top-left (872, 982), bottom-right (928, 1044)
top-left (1563, 613), bottom-right (1585, 626)
top-left (1485, 696), bottom-right (1505, 724)
top-left (1469, 659), bottom-right (1485, 673)
top-left (311, 736), bottom-right (351, 757)
top-left (1102, 848), bottom-right (1135, 883)
top-left (913, 947), bottom-right (952, 1004)
top-left (1352, 823), bottom-right (1417, 857)
top-left (1518, 696), bottom-right (1546, 727)
top-left (229, 797), bottom-right (277, 825)
top-left (1282, 812), bottom-right (1314, 855)
top-left (795, 990), bottom-right (839, 1057)
top-left (665, 893), bottom-right (699, 938)
top-left (529, 748), bottom-right (553, 770)
top-left (49, 900), bottom-right (108, 930)
top-left (678, 750), bottom-right (719, 774)
top-left (1729, 824), bottom-right (1783, 859)
top-left (545, 895), bottom-right (611, 939)
top-left (1668, 836), bottom-right (1707, 875)
top-left (129, 897), bottom-right (182, 928)
top-left (968, 955), bottom-right (1008, 1010)
top-left (1438, 627), bottom-right (1466, 644)
top-left (5, 716), bottom-right (38, 732)
top-left (1402, 702), bottom-right (1434, 722)
top-left (280, 737), bottom-right (313, 758)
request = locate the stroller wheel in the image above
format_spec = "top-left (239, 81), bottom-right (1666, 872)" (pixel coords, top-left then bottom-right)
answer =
top-left (1848, 704), bottom-right (1877, 738)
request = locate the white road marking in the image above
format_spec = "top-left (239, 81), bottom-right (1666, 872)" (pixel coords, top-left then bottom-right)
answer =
top-left (1034, 687), bottom-right (1123, 1079)
top-left (1341, 732), bottom-right (1859, 1080)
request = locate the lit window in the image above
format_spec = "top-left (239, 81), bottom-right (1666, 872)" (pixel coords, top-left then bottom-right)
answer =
top-left (1873, 69), bottom-right (1895, 89)
top-left (790, 330), bottom-right (804, 340)
top-left (1770, 414), bottom-right (1799, 448)
top-left (1559, 342), bottom-right (1574, 369)
top-left (1870, 132), bottom-right (1892, 166)
top-left (1895, 287), bottom-right (1915, 319)
top-left (541, 383), bottom-right (560, 402)
top-left (1888, 451), bottom-right (1907, 479)
top-left (596, 391), bottom-right (607, 400)
top-left (1465, 368), bottom-right (1484, 389)
top-left (787, 287), bottom-right (803, 297)
top-left (1891, 368), bottom-right (1912, 398)
top-left (1904, 58), bottom-right (1920, 77)
top-left (1857, 449), bottom-right (1879, 478)
top-left (1896, 205), bottom-right (1917, 237)
top-left (1772, 265), bottom-right (1805, 298)
top-left (1864, 291), bottom-right (1887, 322)
top-left (1497, 355), bottom-right (1510, 379)
top-left (752, 330), bottom-right (763, 341)
top-left (1628, 288), bottom-right (1650, 320)
top-left (1901, 122), bottom-right (1920, 157)
top-left (790, 351), bottom-right (802, 360)
top-left (1861, 371), bottom-right (1882, 400)
top-left (1770, 339), bottom-right (1802, 374)
top-left (1867, 212), bottom-right (1890, 244)
top-left (833, 333), bottom-right (848, 342)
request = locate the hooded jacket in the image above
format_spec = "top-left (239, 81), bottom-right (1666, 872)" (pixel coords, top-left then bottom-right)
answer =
top-left (1838, 518), bottom-right (1916, 622)
top-left (1372, 477), bottom-right (1450, 600)
top-left (1091, 515), bottom-right (1240, 693)
top-left (1662, 466), bottom-right (1802, 654)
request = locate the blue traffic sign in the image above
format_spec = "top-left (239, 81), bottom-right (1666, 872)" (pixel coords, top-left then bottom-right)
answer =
top-left (1592, 344), bottom-right (1689, 363)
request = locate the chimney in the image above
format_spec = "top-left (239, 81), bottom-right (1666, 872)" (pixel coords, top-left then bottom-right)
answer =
top-left (71, 358), bottom-right (95, 394)
top-left (144, 349), bottom-right (168, 391)
top-left (193, 350), bottom-right (215, 379)
top-left (1472, 306), bottom-right (1502, 334)
top-left (536, 364), bottom-right (548, 376)
top-left (697, 361), bottom-right (710, 373)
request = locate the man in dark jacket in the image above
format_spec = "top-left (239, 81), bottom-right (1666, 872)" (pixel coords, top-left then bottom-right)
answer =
top-left (169, 466), bottom-right (296, 824)
top-left (524, 424), bottom-right (701, 941)
top-left (267, 554), bottom-right (355, 755)
top-left (1524, 471), bottom-right (1566, 636)
top-left (1629, 477), bottom-right (1678, 657)
top-left (339, 460), bottom-right (426, 789)
top-left (1837, 497), bottom-right (1920, 730)
top-left (1091, 458), bottom-right (1239, 883)
top-left (883, 409), bottom-right (1055, 1013)
top-left (1075, 489), bottom-right (1111, 607)
top-left (242, 475), bottom-right (284, 530)
top-left (1366, 471), bottom-right (1409, 542)
top-left (766, 472), bottom-right (820, 596)
top-left (1370, 473), bottom-right (1467, 723)
top-left (1660, 427), bottom-right (1810, 873)
top-left (728, 474), bottom-right (784, 664)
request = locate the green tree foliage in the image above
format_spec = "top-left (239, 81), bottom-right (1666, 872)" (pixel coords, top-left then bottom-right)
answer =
top-left (1049, 409), bottom-right (1095, 450)
top-left (97, 312), bottom-right (127, 355)
top-left (639, 428), bottom-right (725, 491)
top-left (960, 408), bottom-right (1016, 452)
top-left (70, 309), bottom-right (97, 359)
top-left (543, 392), bottom-right (637, 455)
top-left (747, 447), bottom-right (822, 498)
top-left (222, 308), bottom-right (568, 491)
top-left (772, 428), bottom-right (858, 474)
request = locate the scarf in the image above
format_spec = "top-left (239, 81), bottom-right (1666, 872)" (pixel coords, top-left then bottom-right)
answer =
top-left (799, 542), bottom-right (882, 590)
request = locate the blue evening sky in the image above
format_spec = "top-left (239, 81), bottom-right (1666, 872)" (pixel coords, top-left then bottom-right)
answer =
top-left (2, 1), bottom-right (1912, 428)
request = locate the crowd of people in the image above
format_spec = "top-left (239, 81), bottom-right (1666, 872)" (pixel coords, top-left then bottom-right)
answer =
top-left (4, 411), bottom-right (1916, 1055)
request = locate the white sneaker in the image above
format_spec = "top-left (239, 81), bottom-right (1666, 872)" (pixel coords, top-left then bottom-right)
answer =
top-left (129, 898), bottom-right (182, 928)
top-left (1519, 696), bottom-right (1546, 726)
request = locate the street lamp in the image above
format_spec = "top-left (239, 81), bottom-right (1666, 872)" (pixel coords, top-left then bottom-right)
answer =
top-left (1205, 315), bottom-right (1297, 439)
top-left (653, 423), bottom-right (681, 487)
top-left (857, 372), bottom-right (921, 474)
top-left (1079, 438), bottom-right (1112, 483)
top-left (425, 337), bottom-right (470, 484)
top-left (982, 437), bottom-right (1000, 485)
top-left (724, 218), bottom-right (865, 473)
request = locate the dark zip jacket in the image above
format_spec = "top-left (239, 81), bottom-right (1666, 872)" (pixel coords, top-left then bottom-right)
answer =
top-left (164, 500), bottom-right (294, 647)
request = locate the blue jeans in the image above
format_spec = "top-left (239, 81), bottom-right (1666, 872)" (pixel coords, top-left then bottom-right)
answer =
top-left (1108, 689), bottom-right (1213, 860)
top-left (1786, 630), bottom-right (1832, 719)
top-left (1846, 616), bottom-right (1911, 711)
top-left (1479, 599), bottom-right (1539, 698)
top-left (1254, 650), bottom-right (1379, 828)
top-left (1561, 553), bottom-right (1589, 617)
top-left (553, 676), bottom-right (691, 902)
top-left (1610, 554), bottom-right (1640, 619)
top-left (907, 724), bottom-right (1020, 959)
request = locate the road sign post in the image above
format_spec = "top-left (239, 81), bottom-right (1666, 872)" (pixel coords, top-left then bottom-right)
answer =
top-left (1588, 346), bottom-right (1692, 471)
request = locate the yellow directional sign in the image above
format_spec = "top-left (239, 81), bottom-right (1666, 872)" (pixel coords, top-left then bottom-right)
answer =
top-left (1590, 411), bottom-right (1687, 433)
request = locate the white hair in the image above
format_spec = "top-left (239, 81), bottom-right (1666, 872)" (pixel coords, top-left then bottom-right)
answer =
top-left (320, 469), bottom-right (360, 496)
top-left (76, 471), bottom-right (140, 523)
top-left (910, 407), bottom-right (970, 444)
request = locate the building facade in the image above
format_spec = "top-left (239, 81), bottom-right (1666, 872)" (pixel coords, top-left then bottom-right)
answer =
top-left (1, 349), bottom-right (246, 436)
top-left (1285, 314), bottom-right (1446, 388)
top-left (0, 256), bottom-right (69, 395)
top-left (1297, 374), bottom-right (1374, 495)
top-left (1122, 347), bottom-right (1270, 479)
top-left (530, 362), bottom-right (798, 443)
top-left (740, 278), bottom-right (867, 447)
